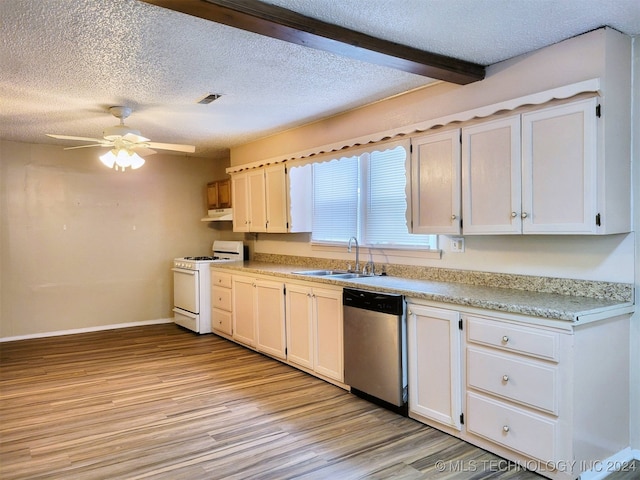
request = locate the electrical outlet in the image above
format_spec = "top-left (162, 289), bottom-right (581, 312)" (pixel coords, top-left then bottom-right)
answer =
top-left (451, 237), bottom-right (465, 253)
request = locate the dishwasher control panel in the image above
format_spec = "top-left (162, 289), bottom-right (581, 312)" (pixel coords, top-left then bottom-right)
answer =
top-left (343, 288), bottom-right (404, 316)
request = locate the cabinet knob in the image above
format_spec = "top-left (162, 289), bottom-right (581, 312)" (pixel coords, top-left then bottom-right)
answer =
top-left (511, 212), bottom-right (517, 218)
top-left (502, 335), bottom-right (509, 343)
top-left (502, 374), bottom-right (509, 382)
top-left (451, 214), bottom-right (457, 220)
top-left (503, 425), bottom-right (510, 433)
top-left (521, 212), bottom-right (528, 219)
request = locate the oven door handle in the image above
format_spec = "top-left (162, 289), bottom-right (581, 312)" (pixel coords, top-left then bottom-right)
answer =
top-left (173, 308), bottom-right (197, 319)
top-left (172, 268), bottom-right (196, 275)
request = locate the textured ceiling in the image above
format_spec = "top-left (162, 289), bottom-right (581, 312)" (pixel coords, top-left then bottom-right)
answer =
top-left (1, 0), bottom-right (639, 160)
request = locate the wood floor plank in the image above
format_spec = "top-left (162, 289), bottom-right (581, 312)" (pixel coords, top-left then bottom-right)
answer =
top-left (4, 323), bottom-right (623, 479)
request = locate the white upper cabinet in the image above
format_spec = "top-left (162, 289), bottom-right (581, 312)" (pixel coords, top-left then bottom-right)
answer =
top-left (264, 164), bottom-right (288, 233)
top-left (231, 169), bottom-right (269, 233)
top-left (410, 129), bottom-right (461, 235)
top-left (521, 99), bottom-right (597, 233)
top-left (231, 172), bottom-right (250, 232)
top-left (460, 97), bottom-right (626, 235)
top-left (248, 170), bottom-right (267, 232)
top-left (462, 115), bottom-right (522, 234)
top-left (231, 164), bottom-right (312, 233)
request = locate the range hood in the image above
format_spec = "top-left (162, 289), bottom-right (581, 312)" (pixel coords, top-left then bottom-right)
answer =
top-left (201, 208), bottom-right (233, 222)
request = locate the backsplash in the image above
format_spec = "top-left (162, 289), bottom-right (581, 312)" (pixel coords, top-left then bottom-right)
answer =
top-left (252, 253), bottom-right (634, 302)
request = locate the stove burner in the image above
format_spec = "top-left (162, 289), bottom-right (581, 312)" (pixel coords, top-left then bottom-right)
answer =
top-left (184, 256), bottom-right (218, 261)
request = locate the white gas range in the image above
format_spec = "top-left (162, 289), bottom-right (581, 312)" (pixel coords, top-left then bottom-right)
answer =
top-left (172, 240), bottom-right (244, 333)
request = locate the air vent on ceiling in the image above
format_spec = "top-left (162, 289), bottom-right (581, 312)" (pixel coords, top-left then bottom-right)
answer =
top-left (198, 93), bottom-right (222, 104)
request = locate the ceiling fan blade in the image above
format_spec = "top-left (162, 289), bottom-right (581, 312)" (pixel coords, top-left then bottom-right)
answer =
top-left (147, 142), bottom-right (195, 153)
top-left (46, 134), bottom-right (106, 143)
top-left (132, 147), bottom-right (157, 157)
top-left (63, 144), bottom-right (110, 150)
top-left (122, 132), bottom-right (150, 143)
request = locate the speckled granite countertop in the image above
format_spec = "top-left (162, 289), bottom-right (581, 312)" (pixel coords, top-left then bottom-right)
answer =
top-left (213, 260), bottom-right (634, 323)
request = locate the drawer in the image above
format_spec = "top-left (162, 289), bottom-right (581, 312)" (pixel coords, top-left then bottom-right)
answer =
top-left (212, 308), bottom-right (232, 336)
top-left (467, 347), bottom-right (558, 414)
top-left (212, 286), bottom-right (232, 311)
top-left (466, 315), bottom-right (559, 361)
top-left (466, 391), bottom-right (557, 463)
top-left (211, 271), bottom-right (232, 289)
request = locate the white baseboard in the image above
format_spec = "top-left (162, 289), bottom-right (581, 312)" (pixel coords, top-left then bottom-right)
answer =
top-left (0, 318), bottom-right (175, 343)
top-left (578, 448), bottom-right (640, 480)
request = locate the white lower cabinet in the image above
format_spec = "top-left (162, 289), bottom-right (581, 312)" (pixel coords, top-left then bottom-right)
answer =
top-left (407, 302), bottom-right (462, 431)
top-left (211, 269), bottom-right (233, 337)
top-left (286, 282), bottom-right (343, 382)
top-left (462, 313), bottom-right (629, 479)
top-left (407, 302), bottom-right (630, 480)
top-left (231, 274), bottom-right (285, 357)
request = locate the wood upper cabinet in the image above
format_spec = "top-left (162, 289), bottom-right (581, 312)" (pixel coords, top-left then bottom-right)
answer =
top-left (410, 129), bottom-right (461, 235)
top-left (462, 115), bottom-right (522, 234)
top-left (207, 179), bottom-right (231, 209)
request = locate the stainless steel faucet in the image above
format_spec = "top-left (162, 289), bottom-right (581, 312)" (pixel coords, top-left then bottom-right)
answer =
top-left (347, 237), bottom-right (360, 273)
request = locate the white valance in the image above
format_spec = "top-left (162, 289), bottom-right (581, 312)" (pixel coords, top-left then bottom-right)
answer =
top-left (226, 78), bottom-right (600, 174)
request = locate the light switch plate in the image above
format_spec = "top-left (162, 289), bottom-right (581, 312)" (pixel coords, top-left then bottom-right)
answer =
top-left (451, 237), bottom-right (465, 253)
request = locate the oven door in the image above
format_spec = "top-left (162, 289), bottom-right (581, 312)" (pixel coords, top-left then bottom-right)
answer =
top-left (172, 267), bottom-right (199, 314)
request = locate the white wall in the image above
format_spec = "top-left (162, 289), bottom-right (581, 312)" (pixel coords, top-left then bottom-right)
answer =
top-left (630, 35), bottom-right (639, 451)
top-left (0, 141), bottom-right (229, 338)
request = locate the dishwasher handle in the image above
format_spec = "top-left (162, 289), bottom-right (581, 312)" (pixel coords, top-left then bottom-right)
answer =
top-left (343, 288), bottom-right (404, 316)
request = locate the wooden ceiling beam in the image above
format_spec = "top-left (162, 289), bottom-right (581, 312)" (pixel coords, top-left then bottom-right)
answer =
top-left (140, 0), bottom-right (485, 85)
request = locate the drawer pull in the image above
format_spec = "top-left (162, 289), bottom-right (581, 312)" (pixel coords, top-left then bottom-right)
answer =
top-left (503, 425), bottom-right (510, 433)
top-left (502, 374), bottom-right (509, 382)
top-left (502, 335), bottom-right (509, 344)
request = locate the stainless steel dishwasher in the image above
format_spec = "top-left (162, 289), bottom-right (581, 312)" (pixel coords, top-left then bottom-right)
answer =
top-left (343, 288), bottom-right (407, 415)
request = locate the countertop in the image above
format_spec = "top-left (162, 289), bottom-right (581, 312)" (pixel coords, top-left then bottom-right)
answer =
top-left (212, 261), bottom-right (634, 323)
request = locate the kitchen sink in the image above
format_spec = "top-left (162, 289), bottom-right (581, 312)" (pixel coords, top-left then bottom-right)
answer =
top-left (291, 269), bottom-right (348, 276)
top-left (292, 270), bottom-right (368, 279)
top-left (327, 273), bottom-right (367, 279)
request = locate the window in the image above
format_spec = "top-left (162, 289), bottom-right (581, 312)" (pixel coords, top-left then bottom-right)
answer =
top-left (311, 141), bottom-right (437, 249)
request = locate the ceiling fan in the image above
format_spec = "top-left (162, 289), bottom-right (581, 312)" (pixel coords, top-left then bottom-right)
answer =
top-left (46, 106), bottom-right (195, 171)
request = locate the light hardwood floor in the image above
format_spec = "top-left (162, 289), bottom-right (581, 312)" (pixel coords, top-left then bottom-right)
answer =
top-left (0, 324), bottom-right (633, 479)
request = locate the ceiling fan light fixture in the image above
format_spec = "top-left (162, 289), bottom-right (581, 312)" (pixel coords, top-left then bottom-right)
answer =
top-left (100, 149), bottom-right (145, 171)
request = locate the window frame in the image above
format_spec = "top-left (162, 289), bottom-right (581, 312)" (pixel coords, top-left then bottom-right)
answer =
top-left (310, 139), bottom-right (438, 252)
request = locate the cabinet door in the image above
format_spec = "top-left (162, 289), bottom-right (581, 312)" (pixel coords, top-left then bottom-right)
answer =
top-left (462, 115), bottom-right (521, 234)
top-left (207, 182), bottom-right (219, 209)
top-left (218, 179), bottom-right (231, 208)
top-left (231, 173), bottom-right (250, 232)
top-left (248, 170), bottom-right (267, 232)
top-left (232, 275), bottom-right (256, 347)
top-left (285, 283), bottom-right (314, 369)
top-left (407, 303), bottom-right (461, 430)
top-left (410, 130), bottom-right (461, 234)
top-left (287, 164), bottom-right (313, 233)
top-left (255, 280), bottom-right (286, 359)
top-left (313, 287), bottom-right (343, 382)
top-left (521, 98), bottom-right (597, 233)
top-left (265, 164), bottom-right (289, 233)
